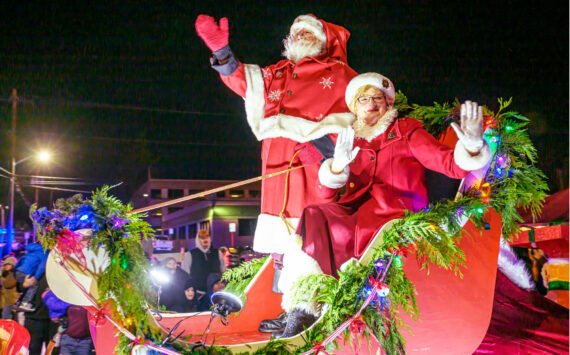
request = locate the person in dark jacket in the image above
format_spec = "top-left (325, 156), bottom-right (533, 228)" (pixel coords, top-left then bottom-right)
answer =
top-left (156, 257), bottom-right (190, 312)
top-left (42, 290), bottom-right (94, 354)
top-left (182, 231), bottom-right (226, 298)
top-left (24, 275), bottom-right (59, 354)
top-left (13, 243), bottom-right (49, 312)
top-left (181, 278), bottom-right (210, 312)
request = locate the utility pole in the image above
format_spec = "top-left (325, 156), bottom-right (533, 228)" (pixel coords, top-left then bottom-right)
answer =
top-left (5, 89), bottom-right (18, 257)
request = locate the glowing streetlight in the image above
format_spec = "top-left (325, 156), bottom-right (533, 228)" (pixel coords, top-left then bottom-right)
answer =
top-left (5, 150), bottom-right (53, 256)
top-left (37, 150), bottom-right (52, 163)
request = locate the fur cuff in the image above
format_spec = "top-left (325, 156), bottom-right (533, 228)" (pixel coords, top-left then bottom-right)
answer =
top-left (319, 158), bottom-right (349, 189)
top-left (279, 247), bottom-right (323, 313)
top-left (454, 140), bottom-right (492, 171)
top-left (252, 214), bottom-right (299, 254)
top-left (497, 238), bottom-right (535, 291)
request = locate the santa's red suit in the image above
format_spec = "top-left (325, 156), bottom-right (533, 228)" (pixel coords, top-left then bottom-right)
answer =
top-left (298, 115), bottom-right (493, 276)
top-left (208, 15), bottom-right (358, 253)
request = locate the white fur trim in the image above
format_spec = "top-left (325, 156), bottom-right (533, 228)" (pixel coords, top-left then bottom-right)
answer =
top-left (453, 140), bottom-right (492, 171)
top-left (497, 237), bottom-right (535, 290)
top-left (319, 158), bottom-right (349, 189)
top-left (345, 72), bottom-right (396, 109)
top-left (339, 257), bottom-right (359, 273)
top-left (290, 15), bottom-right (326, 44)
top-left (279, 244), bottom-right (322, 314)
top-left (243, 64), bottom-right (355, 142)
top-left (252, 213), bottom-right (299, 254)
top-left (352, 108), bottom-right (398, 142)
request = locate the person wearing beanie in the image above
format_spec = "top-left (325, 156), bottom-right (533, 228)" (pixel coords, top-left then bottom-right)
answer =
top-left (277, 73), bottom-right (492, 337)
top-left (195, 12), bottom-right (358, 333)
top-left (182, 278), bottom-right (210, 312)
top-left (0, 256), bottom-right (19, 319)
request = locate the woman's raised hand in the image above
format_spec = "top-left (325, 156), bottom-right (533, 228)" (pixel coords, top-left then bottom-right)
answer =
top-left (451, 100), bottom-right (485, 153)
top-left (331, 127), bottom-right (360, 174)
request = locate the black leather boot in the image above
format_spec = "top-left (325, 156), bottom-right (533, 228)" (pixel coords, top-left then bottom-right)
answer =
top-left (258, 312), bottom-right (288, 333)
top-left (280, 308), bottom-right (317, 338)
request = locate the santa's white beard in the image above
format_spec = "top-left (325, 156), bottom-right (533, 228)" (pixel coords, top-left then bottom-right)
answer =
top-left (282, 35), bottom-right (324, 63)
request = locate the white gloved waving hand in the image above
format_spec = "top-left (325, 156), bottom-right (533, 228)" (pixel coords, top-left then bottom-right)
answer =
top-left (331, 127), bottom-right (360, 174)
top-left (451, 100), bottom-right (485, 154)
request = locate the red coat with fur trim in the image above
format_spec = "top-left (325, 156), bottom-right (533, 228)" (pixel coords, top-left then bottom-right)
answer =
top-left (300, 117), bottom-right (470, 274)
top-left (216, 16), bottom-right (358, 253)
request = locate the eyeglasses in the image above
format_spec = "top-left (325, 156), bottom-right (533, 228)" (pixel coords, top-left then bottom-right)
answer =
top-left (357, 95), bottom-right (385, 104)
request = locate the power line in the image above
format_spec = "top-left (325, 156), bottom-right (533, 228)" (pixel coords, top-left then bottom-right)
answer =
top-left (1, 94), bottom-right (236, 117)
top-left (25, 180), bottom-right (104, 186)
top-left (0, 166), bottom-right (104, 182)
top-left (9, 131), bottom-right (260, 148)
top-left (25, 184), bottom-right (93, 194)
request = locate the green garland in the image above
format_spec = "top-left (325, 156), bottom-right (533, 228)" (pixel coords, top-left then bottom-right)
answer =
top-left (32, 96), bottom-right (547, 354)
top-left (222, 256), bottom-right (268, 296)
top-left (32, 186), bottom-right (159, 354)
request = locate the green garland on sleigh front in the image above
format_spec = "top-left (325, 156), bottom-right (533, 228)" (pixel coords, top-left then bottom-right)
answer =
top-left (31, 95), bottom-right (547, 355)
top-left (31, 186), bottom-right (160, 354)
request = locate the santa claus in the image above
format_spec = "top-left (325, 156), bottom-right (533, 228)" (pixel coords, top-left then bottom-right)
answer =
top-left (195, 14), bottom-right (358, 332)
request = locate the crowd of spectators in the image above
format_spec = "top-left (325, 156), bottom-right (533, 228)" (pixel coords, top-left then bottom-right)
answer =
top-left (151, 230), bottom-right (228, 313)
top-left (0, 244), bottom-right (94, 354)
top-left (0, 231), bottom-right (253, 353)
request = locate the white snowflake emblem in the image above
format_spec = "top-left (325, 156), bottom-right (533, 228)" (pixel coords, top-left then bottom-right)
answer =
top-left (275, 71), bottom-right (283, 78)
top-left (262, 68), bottom-right (272, 79)
top-left (315, 113), bottom-right (324, 121)
top-left (268, 89), bottom-right (282, 102)
top-left (319, 76), bottom-right (334, 89)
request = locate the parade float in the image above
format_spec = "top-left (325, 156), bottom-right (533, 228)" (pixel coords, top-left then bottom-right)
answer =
top-left (30, 96), bottom-right (567, 354)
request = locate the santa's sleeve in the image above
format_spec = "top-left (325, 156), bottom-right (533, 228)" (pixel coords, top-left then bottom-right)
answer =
top-left (295, 134), bottom-right (337, 165)
top-left (407, 126), bottom-right (491, 176)
top-left (209, 45), bottom-right (248, 97)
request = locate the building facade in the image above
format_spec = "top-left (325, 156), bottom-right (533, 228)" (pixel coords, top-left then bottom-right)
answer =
top-left (131, 178), bottom-right (261, 253)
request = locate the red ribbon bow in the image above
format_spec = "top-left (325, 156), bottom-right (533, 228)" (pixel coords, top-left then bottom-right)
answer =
top-left (56, 229), bottom-right (89, 269)
top-left (311, 340), bottom-right (330, 355)
top-left (349, 315), bottom-right (366, 335)
top-left (368, 275), bottom-right (388, 291)
top-left (89, 308), bottom-right (107, 326)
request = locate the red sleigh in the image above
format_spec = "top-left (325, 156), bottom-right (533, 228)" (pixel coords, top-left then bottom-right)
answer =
top-left (45, 128), bottom-right (568, 354)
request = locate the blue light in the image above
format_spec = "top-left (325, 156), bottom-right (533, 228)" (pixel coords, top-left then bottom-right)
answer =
top-left (79, 214), bottom-right (90, 221)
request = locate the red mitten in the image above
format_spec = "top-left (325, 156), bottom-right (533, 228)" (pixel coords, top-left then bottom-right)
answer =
top-left (195, 15), bottom-right (229, 52)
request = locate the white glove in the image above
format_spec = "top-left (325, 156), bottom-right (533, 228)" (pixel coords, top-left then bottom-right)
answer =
top-left (331, 126), bottom-right (360, 174)
top-left (451, 100), bottom-right (485, 153)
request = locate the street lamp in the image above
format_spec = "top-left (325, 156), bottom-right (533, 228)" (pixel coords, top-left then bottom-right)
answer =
top-left (4, 150), bottom-right (52, 256)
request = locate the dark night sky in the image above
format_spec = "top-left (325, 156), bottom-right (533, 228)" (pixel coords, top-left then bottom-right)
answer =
top-left (0, 1), bottom-right (567, 226)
